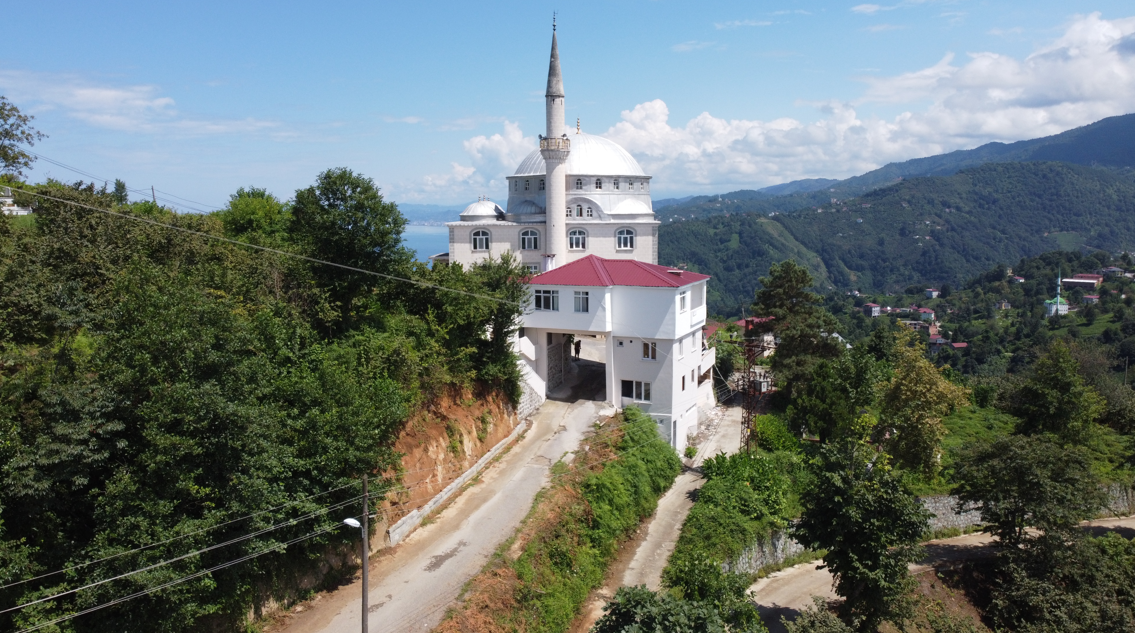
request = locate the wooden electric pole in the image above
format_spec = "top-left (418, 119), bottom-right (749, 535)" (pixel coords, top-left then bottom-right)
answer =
top-left (361, 474), bottom-right (369, 633)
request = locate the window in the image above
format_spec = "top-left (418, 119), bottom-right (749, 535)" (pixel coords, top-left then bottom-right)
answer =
top-left (534, 289), bottom-right (559, 311)
top-left (565, 207), bottom-right (572, 217)
top-left (586, 206), bottom-right (593, 218)
top-left (595, 178), bottom-right (603, 190)
top-left (575, 205), bottom-right (583, 218)
top-left (617, 340), bottom-right (624, 348)
top-left (575, 178), bottom-right (583, 190)
top-left (568, 229), bottom-right (587, 250)
top-left (524, 179), bottom-right (530, 191)
top-left (472, 229), bottom-right (490, 251)
top-left (640, 181), bottom-right (646, 191)
top-left (642, 341), bottom-right (657, 360)
top-left (678, 337), bottom-right (684, 358)
top-left (679, 291), bottom-right (688, 313)
top-left (513, 181), bottom-right (518, 191)
top-left (520, 229), bottom-right (539, 250)
top-left (524, 264), bottom-right (540, 274)
top-left (616, 228), bottom-right (635, 250)
top-left (621, 380), bottom-right (652, 402)
top-left (682, 375), bottom-right (686, 391)
top-left (574, 290), bottom-right (589, 313)
top-left (614, 178), bottom-right (620, 190)
top-left (539, 179), bottom-right (545, 191)
top-left (628, 179), bottom-right (635, 190)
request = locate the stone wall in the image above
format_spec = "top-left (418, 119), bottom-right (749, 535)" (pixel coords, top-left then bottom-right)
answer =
top-left (1105, 483), bottom-right (1135, 517)
top-left (723, 529), bottom-right (806, 575)
top-left (921, 495), bottom-right (983, 532)
top-left (517, 380), bottom-right (543, 421)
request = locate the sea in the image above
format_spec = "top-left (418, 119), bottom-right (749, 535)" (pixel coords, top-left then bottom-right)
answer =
top-left (402, 225), bottom-right (450, 262)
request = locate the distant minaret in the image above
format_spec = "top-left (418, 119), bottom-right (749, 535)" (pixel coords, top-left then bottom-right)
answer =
top-left (1056, 265), bottom-right (1061, 302)
top-left (541, 21), bottom-right (569, 270)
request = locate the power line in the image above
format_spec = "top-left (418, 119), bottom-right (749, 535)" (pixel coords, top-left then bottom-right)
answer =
top-left (0, 480), bottom-right (360, 591)
top-left (14, 188), bottom-right (521, 306)
top-left (13, 521), bottom-right (350, 633)
top-left (2, 496), bottom-right (360, 615)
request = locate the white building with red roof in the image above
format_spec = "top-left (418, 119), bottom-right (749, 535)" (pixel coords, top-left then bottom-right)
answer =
top-left (521, 255), bottom-right (712, 451)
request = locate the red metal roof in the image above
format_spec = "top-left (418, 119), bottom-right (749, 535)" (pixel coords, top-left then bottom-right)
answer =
top-left (531, 255), bottom-right (711, 288)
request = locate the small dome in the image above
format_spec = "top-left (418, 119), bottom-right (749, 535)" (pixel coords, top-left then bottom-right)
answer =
top-left (460, 200), bottom-right (504, 221)
top-left (507, 200), bottom-right (545, 215)
top-left (513, 132), bottom-right (647, 177)
top-left (611, 199), bottom-right (652, 215)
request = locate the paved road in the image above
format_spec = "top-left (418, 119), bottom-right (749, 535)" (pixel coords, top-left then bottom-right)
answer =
top-left (576, 406), bottom-right (744, 629)
top-left (750, 515), bottom-right (1135, 633)
top-left (272, 357), bottom-right (608, 633)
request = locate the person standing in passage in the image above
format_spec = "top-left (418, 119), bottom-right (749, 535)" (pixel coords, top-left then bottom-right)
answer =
top-left (574, 339), bottom-right (581, 360)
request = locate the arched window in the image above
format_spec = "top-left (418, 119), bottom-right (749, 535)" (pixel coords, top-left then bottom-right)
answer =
top-left (565, 207), bottom-right (572, 217)
top-left (524, 179), bottom-right (530, 191)
top-left (472, 229), bottom-right (490, 251)
top-left (594, 178), bottom-right (603, 190)
top-left (628, 179), bottom-right (635, 190)
top-left (586, 207), bottom-right (593, 218)
top-left (616, 228), bottom-right (635, 250)
top-left (568, 229), bottom-right (587, 250)
top-left (539, 179), bottom-right (545, 191)
top-left (520, 229), bottom-right (539, 250)
top-left (513, 181), bottom-right (517, 191)
top-left (575, 205), bottom-right (583, 217)
top-left (575, 178), bottom-right (583, 190)
top-left (614, 178), bottom-right (620, 190)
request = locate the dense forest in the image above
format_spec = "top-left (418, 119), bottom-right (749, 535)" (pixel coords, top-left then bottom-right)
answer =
top-left (661, 162), bottom-right (1135, 316)
top-left (0, 174), bottom-right (525, 632)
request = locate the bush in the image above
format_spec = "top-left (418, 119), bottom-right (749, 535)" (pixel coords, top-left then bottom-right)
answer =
top-left (752, 414), bottom-right (800, 452)
top-left (685, 445), bottom-right (698, 459)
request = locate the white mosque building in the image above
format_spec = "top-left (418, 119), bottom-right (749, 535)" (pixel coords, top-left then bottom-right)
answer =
top-left (442, 28), bottom-right (713, 451)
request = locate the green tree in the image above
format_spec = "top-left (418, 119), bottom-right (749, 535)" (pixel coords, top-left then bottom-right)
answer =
top-left (1010, 340), bottom-right (1105, 443)
top-left (752, 260), bottom-right (844, 399)
top-left (786, 346), bottom-right (886, 442)
top-left (878, 328), bottom-right (970, 476)
top-left (592, 585), bottom-right (731, 633)
top-left (111, 179), bottom-right (129, 206)
top-left (290, 168), bottom-right (411, 321)
top-left (792, 441), bottom-right (930, 632)
top-left (0, 96), bottom-right (45, 178)
top-left (952, 435), bottom-right (1104, 548)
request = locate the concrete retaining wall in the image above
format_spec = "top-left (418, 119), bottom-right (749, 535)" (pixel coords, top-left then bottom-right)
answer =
top-left (386, 418), bottom-right (529, 546)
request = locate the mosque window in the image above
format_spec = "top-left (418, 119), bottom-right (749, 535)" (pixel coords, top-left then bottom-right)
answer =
top-left (641, 181), bottom-right (646, 191)
top-left (586, 207), bottom-right (593, 218)
top-left (614, 179), bottom-right (620, 190)
top-left (616, 228), bottom-right (635, 250)
top-left (566, 207), bottom-right (572, 217)
top-left (575, 178), bottom-right (583, 190)
top-left (520, 229), bottom-right (539, 250)
top-left (539, 179), bottom-right (545, 191)
top-left (471, 230), bottom-right (490, 251)
top-left (568, 229), bottom-right (587, 250)
top-left (595, 178), bottom-right (602, 190)
top-left (576, 205), bottom-right (583, 217)
top-left (524, 179), bottom-right (530, 191)
top-left (628, 179), bottom-right (635, 190)
top-left (513, 181), bottom-right (518, 191)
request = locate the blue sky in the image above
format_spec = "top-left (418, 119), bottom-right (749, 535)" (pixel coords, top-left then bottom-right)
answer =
top-left (4, 1), bottom-right (1135, 210)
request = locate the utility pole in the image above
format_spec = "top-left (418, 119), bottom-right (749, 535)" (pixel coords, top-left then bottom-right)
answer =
top-left (361, 474), bottom-right (369, 633)
top-left (151, 186), bottom-right (156, 204)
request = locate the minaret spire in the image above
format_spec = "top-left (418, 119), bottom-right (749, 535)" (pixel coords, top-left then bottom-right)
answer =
top-left (541, 21), bottom-right (569, 270)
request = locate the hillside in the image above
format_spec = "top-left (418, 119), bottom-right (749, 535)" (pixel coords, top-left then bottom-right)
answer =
top-left (661, 161), bottom-right (1135, 316)
top-left (656, 112), bottom-right (1135, 224)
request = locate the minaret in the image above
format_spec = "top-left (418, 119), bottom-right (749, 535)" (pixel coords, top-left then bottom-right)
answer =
top-left (541, 23), bottom-right (569, 270)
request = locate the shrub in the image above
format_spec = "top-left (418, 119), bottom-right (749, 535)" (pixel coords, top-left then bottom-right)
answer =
top-left (752, 414), bottom-right (800, 452)
top-left (592, 585), bottom-right (729, 633)
top-left (685, 445), bottom-right (698, 459)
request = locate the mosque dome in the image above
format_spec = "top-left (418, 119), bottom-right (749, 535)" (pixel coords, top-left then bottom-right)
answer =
top-left (512, 132), bottom-right (646, 177)
top-left (460, 199), bottom-right (504, 221)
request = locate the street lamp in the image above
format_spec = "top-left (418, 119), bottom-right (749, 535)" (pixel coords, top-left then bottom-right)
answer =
top-left (342, 475), bottom-right (369, 633)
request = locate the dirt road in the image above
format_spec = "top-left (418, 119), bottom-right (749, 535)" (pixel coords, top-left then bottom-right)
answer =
top-left (750, 515), bottom-right (1135, 633)
top-left (575, 405), bottom-right (744, 628)
top-left (271, 357), bottom-right (608, 633)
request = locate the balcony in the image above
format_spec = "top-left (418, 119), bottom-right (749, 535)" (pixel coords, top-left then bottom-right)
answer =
top-left (539, 136), bottom-right (571, 151)
top-left (700, 346), bottom-right (716, 373)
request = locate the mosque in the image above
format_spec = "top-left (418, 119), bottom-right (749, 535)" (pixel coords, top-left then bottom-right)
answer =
top-left (441, 27), bottom-right (714, 452)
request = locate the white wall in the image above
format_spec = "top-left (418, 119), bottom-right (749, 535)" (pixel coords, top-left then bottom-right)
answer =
top-left (522, 286), bottom-right (612, 333)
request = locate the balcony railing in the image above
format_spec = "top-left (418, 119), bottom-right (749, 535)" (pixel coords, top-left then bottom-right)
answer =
top-left (539, 136), bottom-right (571, 151)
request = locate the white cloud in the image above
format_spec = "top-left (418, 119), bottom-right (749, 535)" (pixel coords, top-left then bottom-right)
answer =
top-left (598, 13), bottom-right (1135, 193)
top-left (0, 70), bottom-right (279, 136)
top-left (714, 20), bottom-right (773, 29)
top-left (396, 120), bottom-right (536, 202)
top-left (852, 4), bottom-right (889, 14)
top-left (672, 40), bottom-right (716, 52)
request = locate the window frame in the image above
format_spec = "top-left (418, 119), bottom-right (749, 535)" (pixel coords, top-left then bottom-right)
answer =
top-left (524, 179), bottom-right (530, 191)
top-left (575, 178), bottom-right (583, 190)
top-left (533, 289), bottom-right (559, 311)
top-left (568, 229), bottom-right (587, 250)
top-left (471, 229), bottom-right (490, 252)
top-left (520, 229), bottom-right (539, 251)
top-left (539, 179), bottom-right (545, 191)
top-left (573, 290), bottom-right (589, 313)
top-left (616, 228), bottom-right (635, 250)
top-left (614, 178), bottom-right (620, 190)
top-left (594, 178), bottom-right (602, 190)
top-left (679, 290), bottom-right (688, 313)
top-left (642, 341), bottom-right (657, 361)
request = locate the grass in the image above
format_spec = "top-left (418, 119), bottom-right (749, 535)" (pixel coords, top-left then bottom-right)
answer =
top-left (8, 214), bottom-right (35, 231)
top-left (940, 406), bottom-right (1017, 467)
